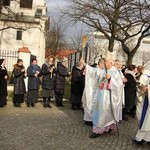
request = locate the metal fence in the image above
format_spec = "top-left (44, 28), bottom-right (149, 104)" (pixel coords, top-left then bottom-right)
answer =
top-left (68, 51), bottom-right (81, 71)
top-left (68, 45), bottom-right (89, 71)
top-left (0, 49), bottom-right (19, 71)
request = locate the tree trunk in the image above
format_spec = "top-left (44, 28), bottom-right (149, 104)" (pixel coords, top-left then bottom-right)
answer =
top-left (108, 38), bottom-right (114, 52)
top-left (126, 53), bottom-right (134, 66)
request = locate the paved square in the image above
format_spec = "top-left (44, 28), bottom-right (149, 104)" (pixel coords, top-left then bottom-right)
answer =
top-left (0, 101), bottom-right (149, 150)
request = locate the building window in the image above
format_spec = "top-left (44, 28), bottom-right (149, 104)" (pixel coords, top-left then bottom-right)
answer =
top-left (35, 9), bottom-right (42, 18)
top-left (16, 31), bottom-right (22, 40)
top-left (3, 0), bottom-right (10, 6)
top-left (20, 0), bottom-right (33, 9)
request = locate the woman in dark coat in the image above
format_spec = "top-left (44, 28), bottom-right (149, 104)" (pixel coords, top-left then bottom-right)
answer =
top-left (27, 59), bottom-right (41, 107)
top-left (55, 57), bottom-right (71, 107)
top-left (124, 65), bottom-right (137, 116)
top-left (0, 59), bottom-right (8, 107)
top-left (41, 56), bottom-right (56, 108)
top-left (71, 62), bottom-right (84, 110)
top-left (13, 59), bottom-right (26, 107)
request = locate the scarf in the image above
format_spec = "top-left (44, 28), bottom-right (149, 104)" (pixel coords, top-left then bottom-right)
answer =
top-left (31, 64), bottom-right (39, 74)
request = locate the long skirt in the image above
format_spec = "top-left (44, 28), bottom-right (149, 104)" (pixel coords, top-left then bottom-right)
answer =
top-left (42, 89), bottom-right (55, 98)
top-left (27, 90), bottom-right (38, 103)
top-left (13, 94), bottom-right (24, 104)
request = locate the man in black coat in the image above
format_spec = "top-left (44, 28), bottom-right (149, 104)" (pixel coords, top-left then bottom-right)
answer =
top-left (71, 62), bottom-right (84, 110)
top-left (55, 58), bottom-right (71, 107)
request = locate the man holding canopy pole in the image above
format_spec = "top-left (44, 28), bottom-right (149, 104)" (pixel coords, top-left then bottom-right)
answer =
top-left (81, 51), bottom-right (124, 138)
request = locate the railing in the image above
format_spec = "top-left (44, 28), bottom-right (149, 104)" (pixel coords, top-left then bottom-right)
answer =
top-left (0, 49), bottom-right (19, 71)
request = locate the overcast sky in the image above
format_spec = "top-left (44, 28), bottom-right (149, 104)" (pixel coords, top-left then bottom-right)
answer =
top-left (46, 0), bottom-right (68, 20)
top-left (46, 0), bottom-right (92, 42)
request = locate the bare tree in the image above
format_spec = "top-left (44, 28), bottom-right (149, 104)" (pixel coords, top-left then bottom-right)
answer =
top-left (141, 51), bottom-right (150, 66)
top-left (46, 18), bottom-right (67, 56)
top-left (69, 29), bottom-right (84, 52)
top-left (89, 45), bottom-right (104, 63)
top-left (64, 0), bottom-right (150, 65)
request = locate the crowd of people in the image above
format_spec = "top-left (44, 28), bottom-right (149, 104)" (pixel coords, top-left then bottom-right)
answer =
top-left (78, 51), bottom-right (149, 145)
top-left (0, 52), bottom-right (150, 145)
top-left (0, 56), bottom-right (70, 108)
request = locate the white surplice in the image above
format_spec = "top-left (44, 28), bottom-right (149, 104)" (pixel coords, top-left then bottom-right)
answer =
top-left (82, 65), bottom-right (123, 130)
top-left (92, 66), bottom-right (123, 128)
top-left (135, 69), bottom-right (150, 142)
top-left (82, 65), bottom-right (104, 121)
top-left (118, 70), bottom-right (125, 120)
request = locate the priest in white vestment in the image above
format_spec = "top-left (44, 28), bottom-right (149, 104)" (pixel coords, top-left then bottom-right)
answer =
top-left (82, 59), bottom-right (104, 126)
top-left (114, 60), bottom-right (127, 121)
top-left (81, 51), bottom-right (124, 138)
top-left (134, 67), bottom-right (150, 145)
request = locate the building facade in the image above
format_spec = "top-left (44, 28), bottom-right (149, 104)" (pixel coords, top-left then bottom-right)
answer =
top-left (0, 0), bottom-right (48, 70)
top-left (89, 32), bottom-right (150, 66)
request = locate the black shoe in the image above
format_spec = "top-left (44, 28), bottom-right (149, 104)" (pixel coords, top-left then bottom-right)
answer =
top-left (147, 142), bottom-right (150, 145)
top-left (59, 104), bottom-right (65, 107)
top-left (132, 139), bottom-right (144, 146)
top-left (0, 105), bottom-right (4, 108)
top-left (77, 106), bottom-right (83, 110)
top-left (47, 104), bottom-right (52, 108)
top-left (56, 104), bottom-right (65, 107)
top-left (31, 103), bottom-right (35, 107)
top-left (123, 115), bottom-right (128, 121)
top-left (85, 121), bottom-right (93, 127)
top-left (43, 101), bottom-right (47, 108)
top-left (14, 103), bottom-right (18, 107)
top-left (14, 103), bottom-right (21, 107)
top-left (18, 103), bottom-right (21, 107)
top-left (90, 133), bottom-right (100, 138)
top-left (76, 104), bottom-right (82, 110)
top-left (71, 105), bottom-right (77, 110)
top-left (56, 103), bottom-right (61, 107)
top-left (108, 129), bottom-right (113, 133)
top-left (27, 102), bottom-right (30, 107)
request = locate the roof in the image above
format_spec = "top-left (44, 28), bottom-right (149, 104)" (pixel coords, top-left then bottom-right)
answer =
top-left (18, 47), bottom-right (31, 53)
top-left (45, 49), bottom-right (76, 58)
top-left (56, 50), bottom-right (76, 58)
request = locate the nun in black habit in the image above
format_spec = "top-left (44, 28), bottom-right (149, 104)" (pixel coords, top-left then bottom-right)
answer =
top-left (0, 59), bottom-right (8, 107)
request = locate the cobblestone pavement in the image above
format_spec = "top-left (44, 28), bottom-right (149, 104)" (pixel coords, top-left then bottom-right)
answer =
top-left (0, 101), bottom-right (149, 150)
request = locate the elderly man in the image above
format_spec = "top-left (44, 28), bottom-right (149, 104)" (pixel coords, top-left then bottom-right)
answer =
top-left (81, 51), bottom-right (124, 138)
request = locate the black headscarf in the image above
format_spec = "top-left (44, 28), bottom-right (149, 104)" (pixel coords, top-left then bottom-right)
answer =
top-left (0, 58), bottom-right (5, 66)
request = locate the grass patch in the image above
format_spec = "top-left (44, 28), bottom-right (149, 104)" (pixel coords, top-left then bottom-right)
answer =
top-left (64, 80), bottom-right (71, 100)
top-left (7, 80), bottom-right (71, 101)
top-left (7, 90), bottom-right (13, 101)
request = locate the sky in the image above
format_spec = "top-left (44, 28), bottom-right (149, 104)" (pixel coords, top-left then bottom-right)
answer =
top-left (46, 0), bottom-right (92, 42)
top-left (46, 0), bottom-right (68, 20)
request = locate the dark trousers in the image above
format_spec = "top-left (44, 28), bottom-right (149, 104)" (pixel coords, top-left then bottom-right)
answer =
top-left (55, 92), bottom-right (63, 105)
top-left (71, 94), bottom-right (82, 108)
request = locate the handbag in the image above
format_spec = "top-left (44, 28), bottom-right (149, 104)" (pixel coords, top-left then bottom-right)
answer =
top-left (9, 69), bottom-right (15, 84)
